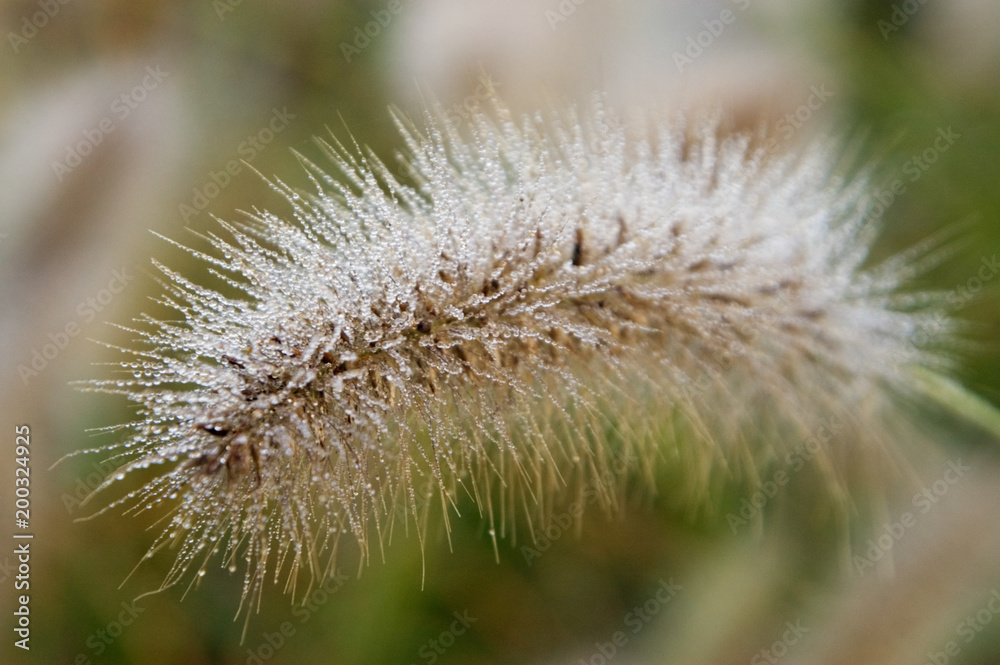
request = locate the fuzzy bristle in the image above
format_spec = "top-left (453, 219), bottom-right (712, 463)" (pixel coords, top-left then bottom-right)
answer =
top-left (79, 95), bottom-right (949, 607)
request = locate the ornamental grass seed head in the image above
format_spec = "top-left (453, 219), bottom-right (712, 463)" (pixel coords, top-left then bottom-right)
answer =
top-left (77, 93), bottom-right (953, 609)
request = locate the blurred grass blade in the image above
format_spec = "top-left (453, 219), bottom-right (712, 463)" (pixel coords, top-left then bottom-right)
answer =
top-left (912, 366), bottom-right (1000, 440)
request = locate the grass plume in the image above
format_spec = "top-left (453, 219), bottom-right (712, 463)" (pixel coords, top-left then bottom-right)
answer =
top-left (77, 94), bottom-right (953, 609)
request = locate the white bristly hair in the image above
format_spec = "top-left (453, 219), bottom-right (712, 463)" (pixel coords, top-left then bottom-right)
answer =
top-left (78, 94), bottom-right (951, 610)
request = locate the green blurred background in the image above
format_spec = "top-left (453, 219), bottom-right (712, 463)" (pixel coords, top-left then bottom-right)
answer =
top-left (2, 1), bottom-right (1000, 663)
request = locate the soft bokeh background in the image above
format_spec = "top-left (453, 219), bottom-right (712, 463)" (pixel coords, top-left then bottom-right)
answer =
top-left (2, 1), bottom-right (1000, 663)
